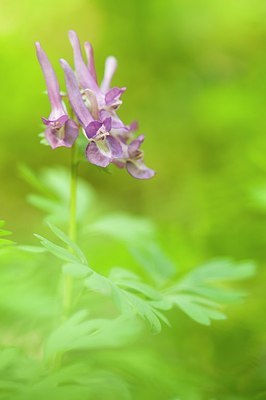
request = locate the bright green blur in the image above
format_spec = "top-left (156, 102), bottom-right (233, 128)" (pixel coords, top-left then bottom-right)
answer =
top-left (1, 0), bottom-right (266, 398)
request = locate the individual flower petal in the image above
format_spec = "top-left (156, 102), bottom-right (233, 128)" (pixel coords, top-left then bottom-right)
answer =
top-left (60, 59), bottom-right (93, 128)
top-left (105, 87), bottom-right (126, 106)
top-left (126, 160), bottom-right (155, 180)
top-left (85, 130), bottom-right (122, 167)
top-left (85, 120), bottom-right (103, 138)
top-left (84, 41), bottom-right (98, 83)
top-left (68, 30), bottom-right (99, 93)
top-left (106, 135), bottom-right (123, 158)
top-left (85, 117), bottom-right (112, 139)
top-left (64, 119), bottom-right (80, 146)
top-left (42, 114), bottom-right (68, 127)
top-left (86, 141), bottom-right (111, 167)
top-left (35, 42), bottom-right (66, 120)
top-left (128, 121), bottom-right (139, 132)
top-left (103, 117), bottom-right (112, 132)
top-left (99, 110), bottom-right (129, 132)
top-left (128, 134), bottom-right (145, 157)
top-left (101, 56), bottom-right (117, 93)
top-left (45, 119), bottom-right (79, 149)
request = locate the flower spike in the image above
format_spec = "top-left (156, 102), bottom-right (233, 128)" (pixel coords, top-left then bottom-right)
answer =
top-left (36, 31), bottom-right (154, 179)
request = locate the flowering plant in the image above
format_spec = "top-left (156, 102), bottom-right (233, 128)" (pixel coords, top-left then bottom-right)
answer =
top-left (36, 31), bottom-right (154, 179)
top-left (0, 31), bottom-right (255, 400)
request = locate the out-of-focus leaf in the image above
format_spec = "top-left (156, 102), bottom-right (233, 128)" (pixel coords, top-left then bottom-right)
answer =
top-left (165, 259), bottom-right (256, 325)
top-left (179, 259), bottom-right (256, 285)
top-left (84, 267), bottom-right (170, 333)
top-left (0, 221), bottom-right (15, 247)
top-left (131, 242), bottom-right (176, 285)
top-left (89, 213), bottom-right (155, 244)
top-left (110, 268), bottom-right (161, 300)
top-left (21, 167), bottom-right (95, 223)
top-left (62, 263), bottom-right (92, 278)
top-left (44, 311), bottom-right (141, 360)
top-left (34, 234), bottom-right (79, 263)
top-left (168, 294), bottom-right (226, 325)
top-left (18, 245), bottom-right (46, 253)
top-left (47, 223), bottom-right (87, 265)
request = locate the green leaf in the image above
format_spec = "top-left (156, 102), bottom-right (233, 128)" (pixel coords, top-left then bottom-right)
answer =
top-left (47, 222), bottom-right (88, 265)
top-left (44, 311), bottom-right (141, 360)
top-left (165, 259), bottom-right (256, 325)
top-left (0, 221), bottom-right (15, 247)
top-left (84, 268), bottom-right (169, 333)
top-left (89, 213), bottom-right (155, 244)
top-left (0, 238), bottom-right (15, 246)
top-left (34, 234), bottom-right (79, 263)
top-left (18, 245), bottom-right (46, 253)
top-left (63, 263), bottom-right (92, 278)
top-left (168, 294), bottom-right (225, 325)
top-left (0, 229), bottom-right (12, 237)
top-left (131, 242), bottom-right (176, 284)
top-left (22, 167), bottom-right (95, 223)
top-left (19, 164), bottom-right (53, 197)
top-left (179, 259), bottom-right (256, 286)
top-left (121, 290), bottom-right (162, 333)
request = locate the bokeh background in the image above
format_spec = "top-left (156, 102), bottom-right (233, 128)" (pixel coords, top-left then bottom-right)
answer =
top-left (1, 0), bottom-right (266, 398)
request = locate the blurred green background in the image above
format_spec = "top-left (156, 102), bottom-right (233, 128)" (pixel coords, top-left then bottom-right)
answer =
top-left (1, 0), bottom-right (266, 398)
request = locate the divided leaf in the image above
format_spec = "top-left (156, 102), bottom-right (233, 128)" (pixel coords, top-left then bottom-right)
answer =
top-left (131, 243), bottom-right (176, 285)
top-left (45, 311), bottom-right (141, 360)
top-left (21, 166), bottom-right (95, 223)
top-left (85, 267), bottom-right (171, 333)
top-left (164, 259), bottom-right (256, 325)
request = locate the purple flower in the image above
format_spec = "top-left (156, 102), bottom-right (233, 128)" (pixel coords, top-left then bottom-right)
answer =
top-left (60, 59), bottom-right (122, 167)
top-left (35, 31), bottom-right (154, 179)
top-left (115, 135), bottom-right (155, 179)
top-left (35, 42), bottom-right (78, 149)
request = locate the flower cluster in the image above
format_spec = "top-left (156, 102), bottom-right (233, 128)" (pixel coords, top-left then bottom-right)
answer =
top-left (35, 31), bottom-right (155, 179)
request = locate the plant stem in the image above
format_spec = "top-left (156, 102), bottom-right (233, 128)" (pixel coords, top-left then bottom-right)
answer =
top-left (63, 142), bottom-right (78, 318)
top-left (69, 143), bottom-right (78, 243)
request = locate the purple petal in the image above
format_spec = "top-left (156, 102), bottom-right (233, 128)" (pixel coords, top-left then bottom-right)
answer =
top-left (105, 87), bottom-right (126, 105)
top-left (64, 119), bottom-right (79, 146)
top-left (113, 159), bottom-right (126, 169)
top-left (60, 59), bottom-right (93, 128)
top-left (45, 118), bottom-right (78, 149)
top-left (103, 117), bottom-right (112, 132)
top-left (128, 135), bottom-right (145, 157)
top-left (128, 121), bottom-right (139, 132)
top-left (85, 121), bottom-right (102, 138)
top-left (68, 30), bottom-right (99, 93)
top-left (106, 135), bottom-right (123, 158)
top-left (101, 56), bottom-right (117, 93)
top-left (86, 141), bottom-right (111, 167)
top-left (126, 161), bottom-right (155, 180)
top-left (84, 41), bottom-right (98, 83)
top-left (42, 114), bottom-right (68, 127)
top-left (100, 111), bottom-right (128, 132)
top-left (35, 42), bottom-right (65, 118)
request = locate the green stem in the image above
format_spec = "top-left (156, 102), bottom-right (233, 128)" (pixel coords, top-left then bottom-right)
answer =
top-left (62, 142), bottom-right (78, 318)
top-left (69, 142), bottom-right (78, 243)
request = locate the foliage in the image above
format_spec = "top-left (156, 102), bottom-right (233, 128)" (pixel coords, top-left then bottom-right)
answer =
top-left (0, 167), bottom-right (256, 399)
